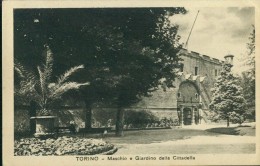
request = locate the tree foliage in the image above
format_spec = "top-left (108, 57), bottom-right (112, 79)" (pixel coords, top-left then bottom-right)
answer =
top-left (14, 8), bottom-right (187, 134)
top-left (247, 25), bottom-right (255, 67)
top-left (239, 25), bottom-right (255, 120)
top-left (14, 8), bottom-right (186, 101)
top-left (14, 46), bottom-right (89, 115)
top-left (209, 63), bottom-right (246, 126)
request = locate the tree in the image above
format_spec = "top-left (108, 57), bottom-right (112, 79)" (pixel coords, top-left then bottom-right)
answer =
top-left (239, 26), bottom-right (255, 120)
top-left (247, 25), bottom-right (255, 66)
top-left (209, 63), bottom-right (246, 127)
top-left (14, 46), bottom-right (89, 115)
top-left (14, 8), bottom-right (187, 136)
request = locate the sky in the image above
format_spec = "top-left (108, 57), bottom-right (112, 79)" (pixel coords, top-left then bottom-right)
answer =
top-left (170, 7), bottom-right (255, 73)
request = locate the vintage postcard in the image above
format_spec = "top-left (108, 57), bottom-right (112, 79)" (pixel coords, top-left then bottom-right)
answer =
top-left (2, 0), bottom-right (260, 165)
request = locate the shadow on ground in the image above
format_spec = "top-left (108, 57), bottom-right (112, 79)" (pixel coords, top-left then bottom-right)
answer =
top-left (206, 126), bottom-right (255, 136)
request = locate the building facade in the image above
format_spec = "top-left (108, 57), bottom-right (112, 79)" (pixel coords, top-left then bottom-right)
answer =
top-left (132, 49), bottom-right (233, 126)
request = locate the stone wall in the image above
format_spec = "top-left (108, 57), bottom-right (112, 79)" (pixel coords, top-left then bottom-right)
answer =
top-left (179, 49), bottom-right (223, 95)
top-left (150, 109), bottom-right (178, 120)
top-left (131, 49), bottom-right (224, 111)
top-left (14, 106), bottom-right (179, 134)
top-left (133, 88), bottom-right (178, 109)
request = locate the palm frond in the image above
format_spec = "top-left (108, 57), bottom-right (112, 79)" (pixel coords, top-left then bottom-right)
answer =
top-left (14, 59), bottom-right (41, 100)
top-left (14, 66), bottom-right (25, 78)
top-left (15, 79), bottom-right (43, 106)
top-left (14, 47), bottom-right (88, 112)
top-left (44, 47), bottom-right (54, 82)
top-left (37, 66), bottom-right (46, 100)
top-left (57, 65), bottom-right (85, 85)
top-left (49, 82), bottom-right (90, 100)
top-left (14, 59), bottom-right (37, 82)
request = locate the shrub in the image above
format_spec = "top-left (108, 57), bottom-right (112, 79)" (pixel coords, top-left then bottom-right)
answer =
top-left (244, 108), bottom-right (255, 121)
top-left (92, 108), bottom-right (117, 126)
top-left (172, 119), bottom-right (180, 126)
top-left (207, 111), bottom-right (222, 123)
top-left (124, 110), bottom-right (159, 128)
top-left (159, 117), bottom-right (174, 127)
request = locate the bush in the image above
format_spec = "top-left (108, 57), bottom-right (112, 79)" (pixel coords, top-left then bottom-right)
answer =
top-left (172, 119), bottom-right (180, 126)
top-left (93, 108), bottom-right (117, 126)
top-left (207, 110), bottom-right (245, 125)
top-left (207, 111), bottom-right (222, 123)
top-left (124, 110), bottom-right (159, 128)
top-left (14, 109), bottom-right (30, 135)
top-left (244, 108), bottom-right (255, 121)
top-left (159, 117), bottom-right (174, 127)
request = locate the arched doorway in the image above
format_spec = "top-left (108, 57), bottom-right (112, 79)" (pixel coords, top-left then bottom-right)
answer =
top-left (177, 81), bottom-right (200, 125)
top-left (194, 107), bottom-right (199, 124)
top-left (183, 107), bottom-right (192, 125)
top-left (177, 81), bottom-right (200, 104)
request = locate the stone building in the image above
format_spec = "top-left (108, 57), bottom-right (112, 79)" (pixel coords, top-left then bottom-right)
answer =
top-left (14, 48), bottom-right (234, 134)
top-left (132, 48), bottom-right (234, 126)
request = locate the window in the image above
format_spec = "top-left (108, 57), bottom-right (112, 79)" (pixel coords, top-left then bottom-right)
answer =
top-left (195, 93), bottom-right (199, 100)
top-left (215, 69), bottom-right (218, 76)
top-left (195, 67), bottom-right (198, 75)
top-left (177, 92), bottom-right (181, 98)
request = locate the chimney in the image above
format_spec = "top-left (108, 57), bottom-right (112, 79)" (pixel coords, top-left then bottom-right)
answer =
top-left (224, 54), bottom-right (234, 66)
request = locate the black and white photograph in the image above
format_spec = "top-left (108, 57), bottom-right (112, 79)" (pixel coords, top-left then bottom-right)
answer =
top-left (2, 0), bottom-right (260, 165)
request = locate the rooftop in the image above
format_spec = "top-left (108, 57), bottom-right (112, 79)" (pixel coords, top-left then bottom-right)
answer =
top-left (179, 49), bottom-right (225, 65)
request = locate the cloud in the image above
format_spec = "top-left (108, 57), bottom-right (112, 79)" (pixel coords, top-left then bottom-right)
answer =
top-left (169, 7), bottom-right (254, 62)
top-left (231, 27), bottom-right (252, 39)
top-left (202, 10), bottom-right (225, 20)
top-left (226, 7), bottom-right (254, 40)
top-left (228, 7), bottom-right (255, 23)
top-left (195, 21), bottom-right (216, 34)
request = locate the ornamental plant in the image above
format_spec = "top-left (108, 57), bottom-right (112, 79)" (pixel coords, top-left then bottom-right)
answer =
top-left (14, 46), bottom-right (89, 116)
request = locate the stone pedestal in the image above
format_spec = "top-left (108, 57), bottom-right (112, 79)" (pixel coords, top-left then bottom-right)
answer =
top-left (30, 116), bottom-right (57, 137)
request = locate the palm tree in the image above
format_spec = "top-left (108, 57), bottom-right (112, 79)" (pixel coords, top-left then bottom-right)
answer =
top-left (14, 46), bottom-right (89, 116)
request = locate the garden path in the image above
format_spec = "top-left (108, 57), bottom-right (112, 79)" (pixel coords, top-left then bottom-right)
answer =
top-left (104, 124), bottom-right (256, 154)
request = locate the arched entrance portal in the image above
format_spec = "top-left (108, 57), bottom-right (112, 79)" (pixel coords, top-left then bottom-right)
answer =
top-left (177, 81), bottom-right (200, 125)
top-left (183, 108), bottom-right (192, 125)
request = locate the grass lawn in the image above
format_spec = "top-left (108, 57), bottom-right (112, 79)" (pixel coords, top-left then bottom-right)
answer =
top-left (206, 126), bottom-right (255, 136)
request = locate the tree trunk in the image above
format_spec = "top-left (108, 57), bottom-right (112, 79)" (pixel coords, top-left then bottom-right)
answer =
top-left (29, 101), bottom-right (37, 135)
top-left (84, 100), bottom-right (92, 129)
top-left (227, 116), bottom-right (230, 127)
top-left (115, 106), bottom-right (124, 137)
